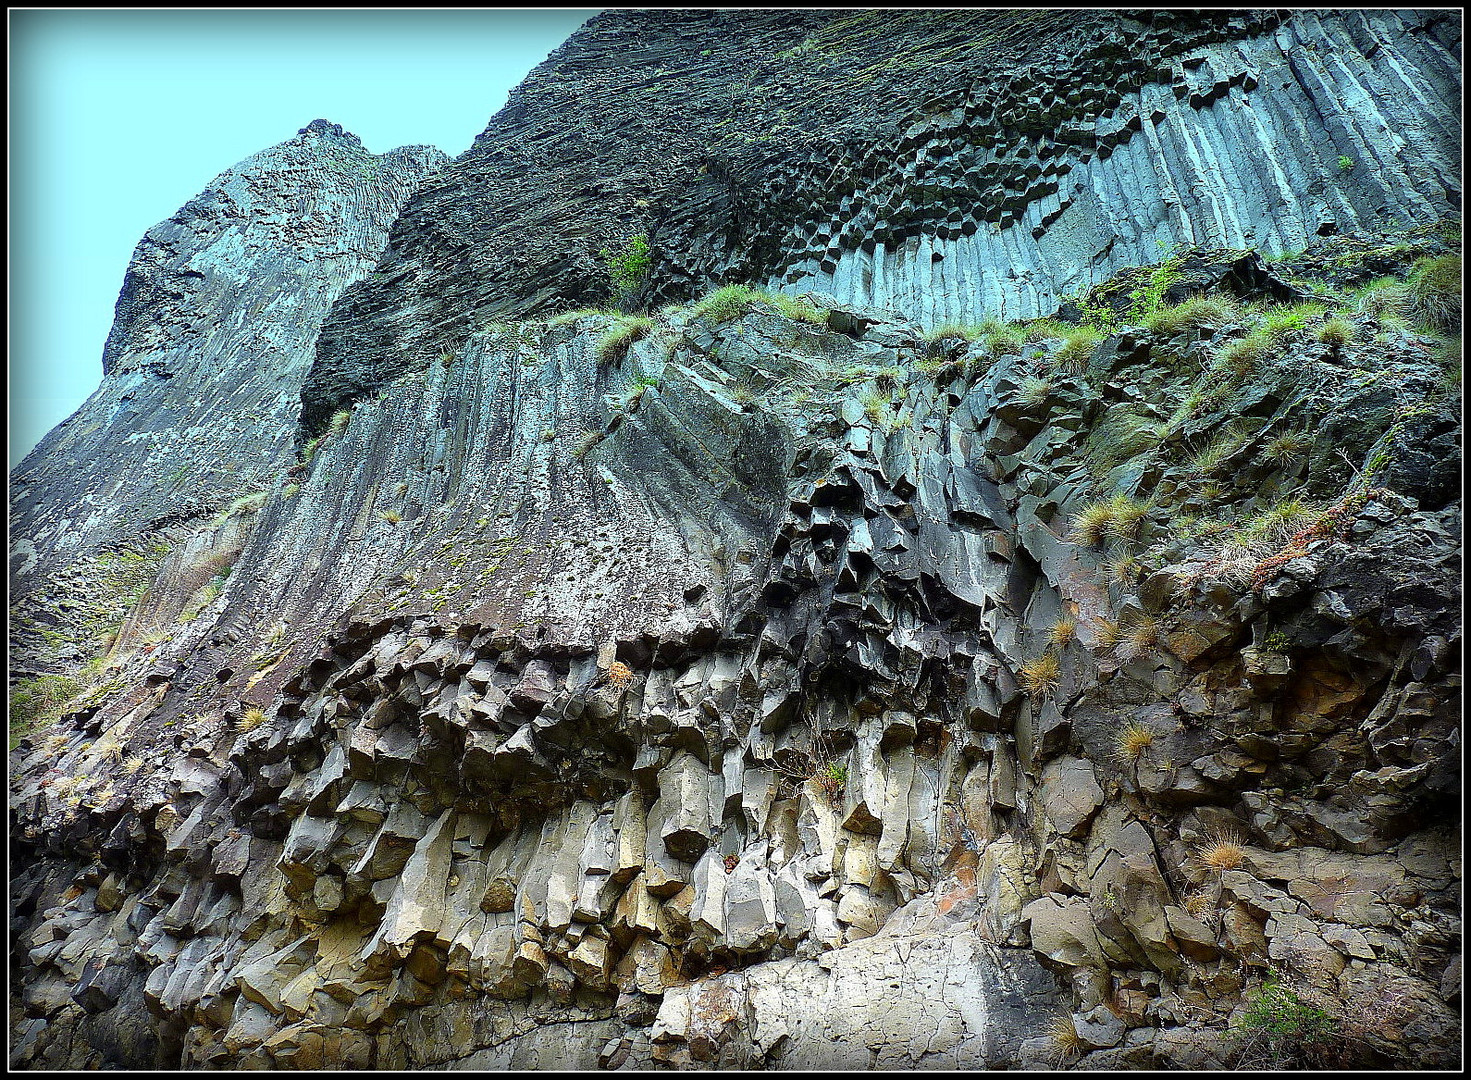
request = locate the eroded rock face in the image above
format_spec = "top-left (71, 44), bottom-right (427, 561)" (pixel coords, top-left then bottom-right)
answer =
top-left (9, 121), bottom-right (447, 676)
top-left (8, 8), bottom-right (1461, 1074)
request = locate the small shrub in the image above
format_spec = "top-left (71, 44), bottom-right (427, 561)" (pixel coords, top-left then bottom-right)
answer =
top-left (1018, 651), bottom-right (1062, 699)
top-left (378, 509), bottom-right (402, 524)
top-left (439, 347), bottom-right (456, 368)
top-left (815, 761), bottom-right (848, 802)
top-left (1258, 630), bottom-right (1293, 653)
top-left (1233, 974), bottom-right (1335, 1069)
top-left (602, 233), bottom-right (652, 304)
top-left (595, 316), bottom-right (653, 366)
top-left (1114, 722), bottom-right (1155, 764)
top-left (607, 660), bottom-right (634, 689)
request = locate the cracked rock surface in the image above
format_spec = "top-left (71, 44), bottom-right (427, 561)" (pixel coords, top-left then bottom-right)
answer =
top-left (8, 9), bottom-right (1461, 1073)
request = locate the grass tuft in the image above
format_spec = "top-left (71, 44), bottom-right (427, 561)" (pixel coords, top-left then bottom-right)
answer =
top-left (235, 707), bottom-right (268, 734)
top-left (983, 323), bottom-right (1026, 356)
top-left (1406, 254), bottom-right (1461, 333)
top-left (1054, 326), bottom-right (1102, 373)
top-left (1047, 615), bottom-right (1077, 648)
top-left (1261, 430), bottom-right (1311, 469)
top-left (1018, 376), bottom-right (1052, 406)
top-left (1045, 1013), bottom-right (1086, 1065)
top-left (572, 428), bottom-right (605, 461)
top-left (1145, 295), bottom-right (1240, 337)
top-left (1113, 722), bottom-right (1155, 764)
top-left (595, 316), bottom-right (654, 366)
top-left (1194, 831), bottom-right (1246, 874)
top-left (1316, 317), bottom-right (1354, 349)
top-left (1018, 651), bottom-right (1062, 700)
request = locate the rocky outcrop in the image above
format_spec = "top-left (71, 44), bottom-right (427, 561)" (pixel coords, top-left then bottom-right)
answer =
top-left (8, 8), bottom-right (1462, 1073)
top-left (300, 8), bottom-right (1459, 428)
top-left (8, 121), bottom-right (446, 675)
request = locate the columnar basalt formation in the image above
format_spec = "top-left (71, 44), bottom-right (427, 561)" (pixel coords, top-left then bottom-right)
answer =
top-left (9, 9), bottom-right (1462, 1072)
top-left (9, 121), bottom-right (446, 675)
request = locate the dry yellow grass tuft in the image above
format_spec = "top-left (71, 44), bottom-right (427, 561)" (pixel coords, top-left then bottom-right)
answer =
top-left (1047, 615), bottom-right (1077, 647)
top-left (1092, 618), bottom-right (1123, 649)
top-left (1018, 651), bottom-right (1062, 699)
top-left (236, 707), bottom-right (268, 734)
top-left (1067, 501), bottom-right (1117, 546)
top-left (1113, 723), bottom-right (1155, 764)
top-left (1194, 832), bottom-right (1246, 874)
top-left (1045, 1013), bottom-right (1086, 1064)
top-left (607, 660), bottom-right (634, 689)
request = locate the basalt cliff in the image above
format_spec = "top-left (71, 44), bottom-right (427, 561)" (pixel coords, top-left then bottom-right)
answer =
top-left (8, 9), bottom-right (1463, 1071)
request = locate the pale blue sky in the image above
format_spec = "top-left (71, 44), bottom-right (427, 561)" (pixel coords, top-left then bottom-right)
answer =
top-left (8, 9), bottom-right (598, 467)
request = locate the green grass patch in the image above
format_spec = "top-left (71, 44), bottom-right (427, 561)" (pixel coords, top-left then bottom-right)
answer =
top-left (10, 675), bottom-right (84, 749)
top-left (595, 316), bottom-right (654, 366)
top-left (1406, 254), bottom-right (1461, 333)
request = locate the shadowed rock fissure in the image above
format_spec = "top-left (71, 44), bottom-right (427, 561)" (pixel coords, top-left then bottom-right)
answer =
top-left (8, 9), bottom-right (1461, 1072)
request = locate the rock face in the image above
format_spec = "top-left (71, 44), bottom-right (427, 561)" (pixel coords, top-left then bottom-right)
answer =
top-left (9, 120), bottom-right (446, 675)
top-left (8, 10), bottom-right (1461, 1073)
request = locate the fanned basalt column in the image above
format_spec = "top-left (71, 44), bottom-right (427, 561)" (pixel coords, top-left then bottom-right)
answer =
top-left (7, 7), bottom-right (1462, 1074)
top-left (299, 9), bottom-right (1458, 426)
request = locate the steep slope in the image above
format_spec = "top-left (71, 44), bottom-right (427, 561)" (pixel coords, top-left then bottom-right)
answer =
top-left (8, 9), bottom-right (1462, 1073)
top-left (9, 121), bottom-right (446, 677)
